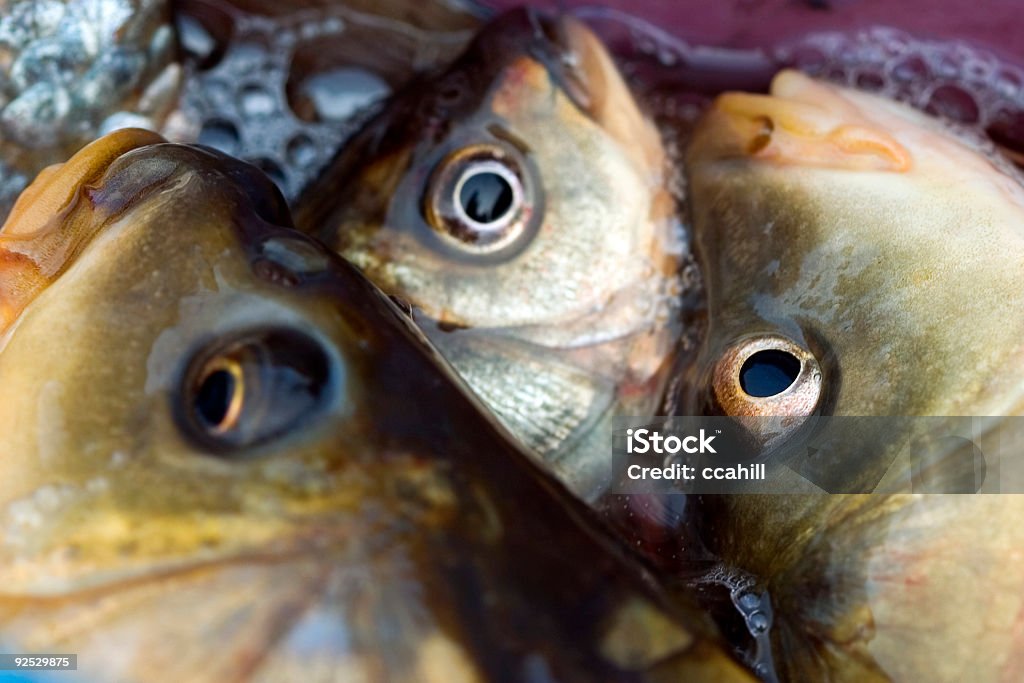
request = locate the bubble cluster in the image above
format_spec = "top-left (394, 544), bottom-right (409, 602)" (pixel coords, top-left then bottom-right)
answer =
top-left (580, 9), bottom-right (1024, 177)
top-left (0, 0), bottom-right (180, 219)
top-left (690, 563), bottom-right (779, 683)
top-left (775, 27), bottom-right (1024, 171)
top-left (173, 3), bottom-right (355, 200)
top-left (173, 0), bottom-right (475, 201)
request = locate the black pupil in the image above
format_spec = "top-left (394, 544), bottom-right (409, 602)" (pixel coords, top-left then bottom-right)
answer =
top-left (196, 369), bottom-right (235, 427)
top-left (739, 350), bottom-right (801, 397)
top-left (459, 170), bottom-right (514, 224)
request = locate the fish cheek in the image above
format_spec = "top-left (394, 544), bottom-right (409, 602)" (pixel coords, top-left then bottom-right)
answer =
top-left (0, 229), bottom-right (350, 588)
top-left (683, 166), bottom-right (844, 447)
top-left (337, 129), bottom-right (541, 326)
top-left (340, 55), bottom-right (639, 329)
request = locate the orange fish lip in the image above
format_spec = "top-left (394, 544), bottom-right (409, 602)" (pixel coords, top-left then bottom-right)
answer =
top-left (695, 70), bottom-right (912, 173)
top-left (2, 129), bottom-right (167, 239)
top-left (0, 129), bottom-right (167, 333)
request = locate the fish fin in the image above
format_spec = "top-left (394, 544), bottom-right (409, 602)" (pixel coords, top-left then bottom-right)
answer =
top-left (0, 129), bottom-right (165, 331)
top-left (705, 69), bottom-right (910, 172)
top-left (0, 559), bottom-right (435, 683)
top-left (426, 327), bottom-right (615, 460)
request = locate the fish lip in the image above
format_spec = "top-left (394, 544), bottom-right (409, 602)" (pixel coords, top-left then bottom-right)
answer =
top-left (454, 9), bottom-right (616, 118)
top-left (95, 141), bottom-right (295, 231)
top-left (0, 128), bottom-right (165, 238)
top-left (521, 9), bottom-right (615, 116)
top-left (90, 142), bottom-right (323, 284)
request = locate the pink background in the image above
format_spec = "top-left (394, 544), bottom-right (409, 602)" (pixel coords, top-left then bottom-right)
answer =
top-left (481, 1), bottom-right (1024, 62)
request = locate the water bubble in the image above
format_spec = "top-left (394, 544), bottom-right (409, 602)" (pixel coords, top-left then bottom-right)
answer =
top-left (226, 41), bottom-right (269, 67)
top-left (738, 592), bottom-right (761, 611)
top-left (657, 47), bottom-right (678, 67)
top-left (825, 67), bottom-right (849, 84)
top-left (934, 54), bottom-right (960, 79)
top-left (239, 85), bottom-right (276, 117)
top-left (748, 611), bottom-right (770, 634)
top-left (197, 119), bottom-right (240, 156)
top-left (287, 134), bottom-right (317, 167)
top-left (926, 84), bottom-right (980, 124)
top-left (177, 13), bottom-right (225, 70)
top-left (294, 67), bottom-right (390, 123)
top-left (200, 78), bottom-right (233, 106)
top-left (964, 58), bottom-right (992, 81)
top-left (891, 54), bottom-right (930, 82)
top-left (855, 71), bottom-right (886, 92)
top-left (995, 68), bottom-right (1023, 98)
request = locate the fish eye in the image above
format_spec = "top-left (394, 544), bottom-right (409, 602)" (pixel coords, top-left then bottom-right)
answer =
top-left (457, 163), bottom-right (517, 224)
top-left (194, 358), bottom-right (246, 433)
top-left (739, 349), bottom-right (801, 397)
top-left (423, 145), bottom-right (531, 254)
top-left (712, 335), bottom-right (822, 417)
top-left (178, 329), bottom-right (334, 453)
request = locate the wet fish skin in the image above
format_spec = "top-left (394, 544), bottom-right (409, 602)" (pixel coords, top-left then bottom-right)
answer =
top-left (684, 70), bottom-right (1024, 682)
top-left (296, 8), bottom-right (684, 501)
top-left (0, 131), bottom-right (751, 683)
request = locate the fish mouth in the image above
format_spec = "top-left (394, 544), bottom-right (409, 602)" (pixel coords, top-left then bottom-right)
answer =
top-left (0, 129), bottom-right (168, 333)
top-left (465, 9), bottom-right (650, 137)
top-left (524, 10), bottom-right (608, 112)
top-left (692, 69), bottom-right (911, 172)
top-left (523, 10), bottom-right (662, 151)
top-left (0, 128), bottom-right (166, 239)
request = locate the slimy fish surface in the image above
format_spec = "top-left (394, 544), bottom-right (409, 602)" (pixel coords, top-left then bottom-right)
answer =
top-left (296, 8), bottom-right (686, 501)
top-left (682, 70), bottom-right (1024, 681)
top-left (0, 130), bottom-right (752, 683)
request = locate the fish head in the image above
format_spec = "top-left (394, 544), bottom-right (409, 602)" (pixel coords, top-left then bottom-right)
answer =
top-left (0, 128), bottom-right (446, 591)
top-left (685, 72), bottom-right (1024, 681)
top-left (0, 129), bottom-right (494, 679)
top-left (683, 70), bottom-right (1024, 463)
top-left (298, 9), bottom-right (684, 495)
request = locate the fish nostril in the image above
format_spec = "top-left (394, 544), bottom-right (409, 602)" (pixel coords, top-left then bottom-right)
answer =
top-left (739, 349), bottom-right (801, 397)
top-left (253, 236), bottom-right (331, 287)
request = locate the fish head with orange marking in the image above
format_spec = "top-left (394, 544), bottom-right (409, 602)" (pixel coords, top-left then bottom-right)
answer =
top-left (683, 71), bottom-right (1024, 683)
top-left (682, 69), bottom-right (1024, 424)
